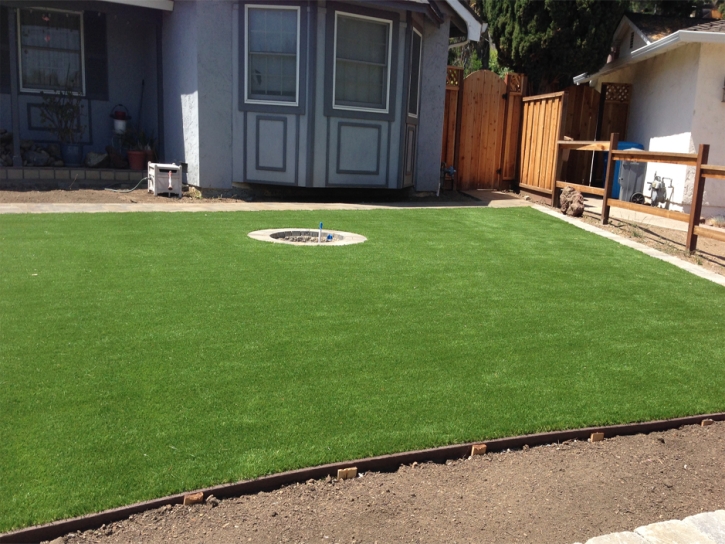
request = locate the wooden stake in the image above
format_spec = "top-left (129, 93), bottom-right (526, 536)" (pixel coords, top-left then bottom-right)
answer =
top-left (701, 419), bottom-right (714, 426)
top-left (686, 144), bottom-right (710, 253)
top-left (601, 133), bottom-right (619, 225)
top-left (471, 444), bottom-right (487, 456)
top-left (183, 492), bottom-right (204, 506)
top-left (590, 432), bottom-right (605, 442)
top-left (337, 467), bottom-right (357, 480)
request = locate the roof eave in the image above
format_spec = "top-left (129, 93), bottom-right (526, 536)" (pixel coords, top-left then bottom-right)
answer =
top-left (574, 29), bottom-right (725, 85)
top-left (442, 0), bottom-right (483, 41)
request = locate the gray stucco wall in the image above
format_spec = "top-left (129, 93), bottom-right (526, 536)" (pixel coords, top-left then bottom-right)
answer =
top-left (415, 18), bottom-right (449, 192)
top-left (1, 2), bottom-right (159, 158)
top-left (162, 1), bottom-right (199, 184)
top-left (163, 0), bottom-right (233, 188)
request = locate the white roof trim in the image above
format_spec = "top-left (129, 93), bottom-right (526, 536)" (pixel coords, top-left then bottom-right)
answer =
top-left (101, 0), bottom-right (174, 11)
top-left (612, 16), bottom-right (652, 48)
top-left (574, 29), bottom-right (725, 85)
top-left (443, 0), bottom-right (483, 41)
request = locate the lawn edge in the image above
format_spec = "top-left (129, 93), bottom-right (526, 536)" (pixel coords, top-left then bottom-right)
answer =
top-left (3, 412), bottom-right (724, 543)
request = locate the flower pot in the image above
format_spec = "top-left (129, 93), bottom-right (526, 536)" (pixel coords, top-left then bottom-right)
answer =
top-left (127, 150), bottom-right (147, 171)
top-left (60, 143), bottom-right (84, 167)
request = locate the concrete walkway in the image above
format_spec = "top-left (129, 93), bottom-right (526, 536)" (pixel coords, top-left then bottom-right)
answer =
top-left (0, 190), bottom-right (529, 214)
top-left (575, 510), bottom-right (725, 543)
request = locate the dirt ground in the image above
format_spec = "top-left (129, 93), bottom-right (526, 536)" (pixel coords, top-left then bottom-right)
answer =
top-left (577, 212), bottom-right (725, 277)
top-left (44, 422), bottom-right (725, 544)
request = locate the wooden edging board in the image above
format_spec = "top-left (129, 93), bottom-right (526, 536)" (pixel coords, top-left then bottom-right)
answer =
top-left (555, 181), bottom-right (606, 196)
top-left (3, 412), bottom-right (725, 543)
top-left (694, 225), bottom-right (725, 243)
top-left (608, 199), bottom-right (691, 222)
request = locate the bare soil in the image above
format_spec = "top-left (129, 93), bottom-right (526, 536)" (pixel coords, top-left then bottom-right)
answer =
top-left (577, 212), bottom-right (725, 277)
top-left (48, 422), bottom-right (725, 544)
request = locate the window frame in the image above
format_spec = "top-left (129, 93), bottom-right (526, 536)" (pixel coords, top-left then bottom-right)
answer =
top-left (243, 3), bottom-right (301, 108)
top-left (17, 7), bottom-right (86, 95)
top-left (332, 10), bottom-right (393, 115)
top-left (407, 27), bottom-right (422, 119)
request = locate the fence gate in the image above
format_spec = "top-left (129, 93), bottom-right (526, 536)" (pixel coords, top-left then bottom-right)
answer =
top-left (441, 69), bottom-right (525, 191)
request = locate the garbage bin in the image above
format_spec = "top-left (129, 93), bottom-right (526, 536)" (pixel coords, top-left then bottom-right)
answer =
top-left (603, 141), bottom-right (644, 199)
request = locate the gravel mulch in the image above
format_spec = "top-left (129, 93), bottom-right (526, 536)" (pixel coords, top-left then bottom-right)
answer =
top-left (46, 421), bottom-right (725, 544)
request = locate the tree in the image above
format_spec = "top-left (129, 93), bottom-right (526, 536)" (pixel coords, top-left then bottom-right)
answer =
top-left (480, 0), bottom-right (629, 93)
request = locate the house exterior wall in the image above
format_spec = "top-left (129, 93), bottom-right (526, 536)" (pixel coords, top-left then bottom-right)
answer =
top-left (163, 0), bottom-right (453, 190)
top-left (595, 44), bottom-right (707, 214)
top-left (0, 3), bottom-right (160, 163)
top-left (691, 43), bottom-right (725, 217)
top-left (612, 20), bottom-right (649, 61)
top-left (415, 17), bottom-right (449, 192)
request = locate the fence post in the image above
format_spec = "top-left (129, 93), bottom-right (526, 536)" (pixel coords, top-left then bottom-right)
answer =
top-left (601, 133), bottom-right (619, 225)
top-left (550, 93), bottom-right (568, 207)
top-left (453, 70), bottom-right (465, 188)
top-left (685, 144), bottom-right (710, 253)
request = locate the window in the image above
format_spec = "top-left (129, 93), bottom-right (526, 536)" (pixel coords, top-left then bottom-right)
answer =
top-left (245, 5), bottom-right (300, 105)
top-left (333, 12), bottom-right (392, 112)
top-left (408, 28), bottom-right (422, 117)
top-left (18, 8), bottom-right (84, 94)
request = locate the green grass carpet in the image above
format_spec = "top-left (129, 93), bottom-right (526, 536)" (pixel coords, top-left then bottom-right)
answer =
top-left (2, 207), bottom-right (725, 531)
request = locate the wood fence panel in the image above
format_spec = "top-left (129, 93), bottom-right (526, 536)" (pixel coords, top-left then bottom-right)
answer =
top-left (501, 73), bottom-right (526, 182)
top-left (457, 70), bottom-right (508, 190)
top-left (592, 83), bottom-right (632, 184)
top-left (441, 67), bottom-right (463, 167)
top-left (561, 85), bottom-right (600, 185)
top-left (519, 92), bottom-right (566, 193)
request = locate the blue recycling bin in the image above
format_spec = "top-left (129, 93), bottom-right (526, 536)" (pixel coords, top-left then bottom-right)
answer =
top-left (603, 141), bottom-right (644, 199)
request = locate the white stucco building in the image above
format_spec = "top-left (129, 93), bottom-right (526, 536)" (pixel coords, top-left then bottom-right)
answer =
top-left (575, 16), bottom-right (725, 217)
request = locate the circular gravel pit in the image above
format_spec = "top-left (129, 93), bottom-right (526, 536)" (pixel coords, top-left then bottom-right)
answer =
top-left (248, 228), bottom-right (367, 246)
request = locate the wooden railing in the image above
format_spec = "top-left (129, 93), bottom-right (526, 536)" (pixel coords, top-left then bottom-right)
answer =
top-left (601, 134), bottom-right (725, 253)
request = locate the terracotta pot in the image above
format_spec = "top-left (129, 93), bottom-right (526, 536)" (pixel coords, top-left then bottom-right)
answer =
top-left (127, 150), bottom-right (147, 171)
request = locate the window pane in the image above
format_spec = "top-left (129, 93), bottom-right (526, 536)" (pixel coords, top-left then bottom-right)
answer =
top-left (408, 31), bottom-right (422, 116)
top-left (334, 14), bottom-right (390, 110)
top-left (19, 9), bottom-right (83, 92)
top-left (247, 7), bottom-right (298, 102)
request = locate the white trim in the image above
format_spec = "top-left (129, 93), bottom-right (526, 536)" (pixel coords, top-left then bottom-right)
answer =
top-left (243, 4), bottom-right (300, 108)
top-left (100, 0), bottom-right (174, 11)
top-left (332, 11), bottom-right (393, 114)
top-left (17, 7), bottom-right (86, 96)
top-left (408, 27), bottom-right (423, 119)
top-left (442, 0), bottom-right (483, 42)
top-left (574, 29), bottom-right (725, 85)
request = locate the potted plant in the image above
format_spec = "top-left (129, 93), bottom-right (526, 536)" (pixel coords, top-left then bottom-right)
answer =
top-left (39, 78), bottom-right (86, 166)
top-left (121, 128), bottom-right (147, 171)
top-left (138, 129), bottom-right (156, 166)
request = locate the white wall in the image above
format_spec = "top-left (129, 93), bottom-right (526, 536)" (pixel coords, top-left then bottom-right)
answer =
top-left (597, 44), bottom-right (702, 213)
top-left (691, 43), bottom-right (725, 217)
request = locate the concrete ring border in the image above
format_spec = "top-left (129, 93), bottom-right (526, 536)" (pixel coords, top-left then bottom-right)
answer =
top-left (248, 228), bottom-right (367, 246)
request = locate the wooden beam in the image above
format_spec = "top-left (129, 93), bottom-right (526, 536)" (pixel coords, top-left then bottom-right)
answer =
top-left (694, 225), bottom-right (725, 244)
top-left (601, 133), bottom-right (619, 225)
top-left (686, 144), bottom-right (709, 252)
top-left (519, 182), bottom-right (553, 195)
top-left (556, 141), bottom-right (611, 152)
top-left (555, 182), bottom-right (606, 196)
top-left (610, 150), bottom-right (699, 166)
top-left (608, 199), bottom-right (690, 222)
top-left (522, 91), bottom-right (566, 102)
top-left (702, 165), bottom-right (725, 180)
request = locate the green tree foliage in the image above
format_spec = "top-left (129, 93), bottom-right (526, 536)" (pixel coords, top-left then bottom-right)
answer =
top-left (480, 0), bottom-right (629, 93)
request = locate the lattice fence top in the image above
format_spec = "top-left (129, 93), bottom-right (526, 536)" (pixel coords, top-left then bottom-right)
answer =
top-left (605, 83), bottom-right (631, 103)
top-left (506, 73), bottom-right (524, 93)
top-left (446, 66), bottom-right (463, 87)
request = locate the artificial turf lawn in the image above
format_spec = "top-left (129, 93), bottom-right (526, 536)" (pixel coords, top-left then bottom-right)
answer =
top-left (2, 207), bottom-right (725, 532)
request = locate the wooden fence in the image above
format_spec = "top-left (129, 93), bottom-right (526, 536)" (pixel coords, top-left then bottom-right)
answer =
top-left (518, 91), bottom-right (566, 196)
top-left (518, 83), bottom-right (631, 197)
top-left (553, 133), bottom-right (725, 253)
top-left (440, 68), bottom-right (525, 191)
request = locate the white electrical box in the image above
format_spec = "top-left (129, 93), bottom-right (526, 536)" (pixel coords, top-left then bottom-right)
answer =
top-left (148, 163), bottom-right (182, 197)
